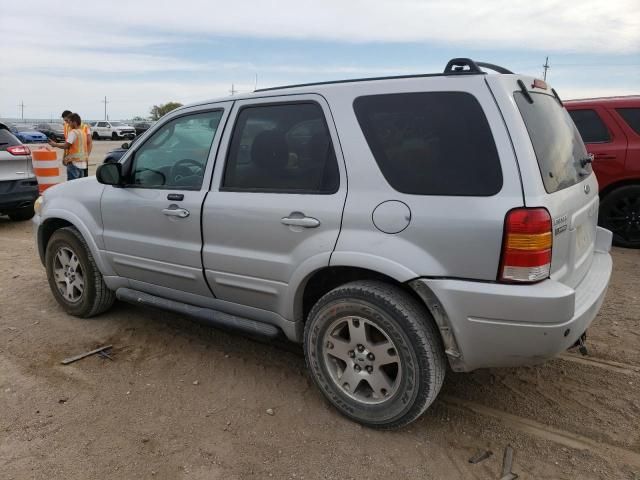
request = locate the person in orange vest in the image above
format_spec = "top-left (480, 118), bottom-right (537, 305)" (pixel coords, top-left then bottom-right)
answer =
top-left (49, 113), bottom-right (89, 180)
top-left (61, 109), bottom-right (92, 157)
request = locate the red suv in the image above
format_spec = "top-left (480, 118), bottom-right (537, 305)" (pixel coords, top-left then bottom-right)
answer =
top-left (565, 96), bottom-right (640, 248)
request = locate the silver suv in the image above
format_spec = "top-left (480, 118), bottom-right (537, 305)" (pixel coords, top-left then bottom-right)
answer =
top-left (0, 122), bottom-right (38, 221)
top-left (34, 59), bottom-right (613, 428)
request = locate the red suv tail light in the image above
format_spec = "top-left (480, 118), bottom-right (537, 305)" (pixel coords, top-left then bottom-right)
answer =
top-left (499, 208), bottom-right (552, 283)
top-left (6, 145), bottom-right (31, 156)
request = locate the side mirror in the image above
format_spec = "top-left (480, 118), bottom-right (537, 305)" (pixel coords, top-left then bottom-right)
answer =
top-left (96, 162), bottom-right (124, 186)
top-left (121, 142), bottom-right (129, 149)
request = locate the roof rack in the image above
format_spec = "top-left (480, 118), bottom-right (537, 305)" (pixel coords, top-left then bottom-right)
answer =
top-left (254, 57), bottom-right (514, 93)
top-left (444, 58), bottom-right (514, 75)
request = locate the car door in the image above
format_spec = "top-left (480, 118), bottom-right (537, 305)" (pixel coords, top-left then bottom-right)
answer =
top-left (612, 106), bottom-right (640, 177)
top-left (101, 104), bottom-right (231, 296)
top-left (95, 122), bottom-right (106, 138)
top-left (568, 106), bottom-right (628, 189)
top-left (202, 96), bottom-right (347, 319)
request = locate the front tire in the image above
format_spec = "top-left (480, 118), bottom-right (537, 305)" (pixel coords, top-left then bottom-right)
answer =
top-left (599, 185), bottom-right (640, 248)
top-left (304, 280), bottom-right (446, 429)
top-left (45, 227), bottom-right (115, 317)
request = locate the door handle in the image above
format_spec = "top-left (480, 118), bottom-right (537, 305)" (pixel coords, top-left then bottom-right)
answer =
top-left (281, 213), bottom-right (320, 228)
top-left (593, 153), bottom-right (616, 160)
top-left (162, 206), bottom-right (190, 218)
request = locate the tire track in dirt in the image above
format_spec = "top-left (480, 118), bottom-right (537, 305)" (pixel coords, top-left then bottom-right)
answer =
top-left (559, 353), bottom-right (640, 378)
top-left (443, 395), bottom-right (640, 470)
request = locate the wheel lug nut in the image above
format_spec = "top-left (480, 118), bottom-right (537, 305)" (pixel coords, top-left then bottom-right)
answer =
top-left (326, 341), bottom-right (333, 349)
top-left (348, 351), bottom-right (355, 358)
top-left (357, 345), bottom-right (364, 352)
top-left (367, 353), bottom-right (375, 361)
top-left (354, 365), bottom-right (361, 372)
top-left (366, 366), bottom-right (373, 373)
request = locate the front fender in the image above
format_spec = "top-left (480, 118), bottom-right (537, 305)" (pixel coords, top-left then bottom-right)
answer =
top-left (38, 208), bottom-right (115, 276)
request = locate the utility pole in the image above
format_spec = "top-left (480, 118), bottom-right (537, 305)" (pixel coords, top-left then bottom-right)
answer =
top-left (101, 96), bottom-right (109, 120)
top-left (542, 56), bottom-right (550, 81)
top-left (17, 100), bottom-right (25, 120)
top-left (254, 74), bottom-right (258, 92)
top-left (229, 84), bottom-right (238, 95)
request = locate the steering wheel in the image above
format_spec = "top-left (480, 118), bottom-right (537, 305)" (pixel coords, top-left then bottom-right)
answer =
top-left (170, 158), bottom-right (204, 182)
top-left (132, 168), bottom-right (166, 185)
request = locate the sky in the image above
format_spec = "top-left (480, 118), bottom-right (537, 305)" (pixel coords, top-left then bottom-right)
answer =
top-left (1, 0), bottom-right (638, 121)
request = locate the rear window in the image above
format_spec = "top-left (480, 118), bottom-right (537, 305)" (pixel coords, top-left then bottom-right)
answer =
top-left (353, 92), bottom-right (502, 196)
top-left (0, 129), bottom-right (21, 151)
top-left (616, 108), bottom-right (640, 135)
top-left (514, 92), bottom-right (591, 194)
top-left (567, 109), bottom-right (610, 143)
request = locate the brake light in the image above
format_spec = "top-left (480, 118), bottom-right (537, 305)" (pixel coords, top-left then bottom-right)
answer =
top-left (6, 145), bottom-right (31, 156)
top-left (532, 79), bottom-right (548, 90)
top-left (499, 208), bottom-right (552, 283)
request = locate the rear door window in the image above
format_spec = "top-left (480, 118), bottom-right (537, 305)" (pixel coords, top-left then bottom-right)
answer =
top-left (0, 129), bottom-right (22, 151)
top-left (616, 108), bottom-right (640, 135)
top-left (515, 92), bottom-right (591, 194)
top-left (567, 109), bottom-right (610, 143)
top-left (222, 102), bottom-right (339, 194)
top-left (353, 92), bottom-right (502, 196)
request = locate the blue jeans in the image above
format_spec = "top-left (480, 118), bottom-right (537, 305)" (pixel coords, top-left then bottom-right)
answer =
top-left (67, 164), bottom-right (87, 180)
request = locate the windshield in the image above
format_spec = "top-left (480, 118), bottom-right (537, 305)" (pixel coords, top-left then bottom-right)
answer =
top-left (515, 92), bottom-right (592, 193)
top-left (111, 121), bottom-right (124, 126)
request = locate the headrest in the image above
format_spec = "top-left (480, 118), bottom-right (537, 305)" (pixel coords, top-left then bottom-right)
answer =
top-left (251, 130), bottom-right (289, 170)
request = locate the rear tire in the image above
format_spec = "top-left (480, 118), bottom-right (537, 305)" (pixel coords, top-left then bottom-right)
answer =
top-left (599, 185), bottom-right (640, 248)
top-left (111, 132), bottom-right (118, 140)
top-left (45, 227), bottom-right (115, 317)
top-left (8, 206), bottom-right (35, 221)
top-left (92, 132), bottom-right (99, 140)
top-left (304, 280), bottom-right (446, 429)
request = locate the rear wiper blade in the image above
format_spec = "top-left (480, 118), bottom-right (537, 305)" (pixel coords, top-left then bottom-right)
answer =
top-left (579, 154), bottom-right (594, 168)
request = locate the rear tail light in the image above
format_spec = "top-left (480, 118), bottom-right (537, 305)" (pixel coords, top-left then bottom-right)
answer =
top-left (499, 207), bottom-right (552, 283)
top-left (6, 145), bottom-right (31, 156)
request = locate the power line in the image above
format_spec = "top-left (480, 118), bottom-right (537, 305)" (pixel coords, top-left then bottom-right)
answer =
top-left (542, 56), bottom-right (551, 81)
top-left (101, 96), bottom-right (109, 120)
top-left (17, 100), bottom-right (25, 120)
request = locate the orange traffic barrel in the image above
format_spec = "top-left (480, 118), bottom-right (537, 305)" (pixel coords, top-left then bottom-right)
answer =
top-left (32, 149), bottom-right (65, 193)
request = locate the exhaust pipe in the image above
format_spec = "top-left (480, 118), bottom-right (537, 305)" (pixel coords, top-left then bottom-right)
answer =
top-left (571, 332), bottom-right (588, 356)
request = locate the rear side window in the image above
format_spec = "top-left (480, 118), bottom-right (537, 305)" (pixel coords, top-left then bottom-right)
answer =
top-left (222, 103), bottom-right (339, 194)
top-left (616, 108), bottom-right (640, 135)
top-left (0, 129), bottom-right (22, 151)
top-left (353, 92), bottom-right (502, 196)
top-left (515, 92), bottom-right (591, 194)
top-left (567, 109), bottom-right (610, 143)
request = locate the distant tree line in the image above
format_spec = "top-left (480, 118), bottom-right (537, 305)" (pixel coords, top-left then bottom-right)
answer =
top-left (150, 102), bottom-right (183, 121)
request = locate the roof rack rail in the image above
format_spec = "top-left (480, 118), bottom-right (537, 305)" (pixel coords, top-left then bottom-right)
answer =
top-left (444, 58), bottom-right (514, 75)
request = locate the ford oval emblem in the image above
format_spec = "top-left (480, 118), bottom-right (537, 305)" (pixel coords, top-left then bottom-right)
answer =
top-left (584, 184), bottom-right (590, 194)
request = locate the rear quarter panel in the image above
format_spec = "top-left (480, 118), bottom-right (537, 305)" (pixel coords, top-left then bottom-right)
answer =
top-left (325, 75), bottom-right (524, 281)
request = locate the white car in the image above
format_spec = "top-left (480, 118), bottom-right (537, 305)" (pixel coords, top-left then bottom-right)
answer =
top-left (91, 121), bottom-right (136, 140)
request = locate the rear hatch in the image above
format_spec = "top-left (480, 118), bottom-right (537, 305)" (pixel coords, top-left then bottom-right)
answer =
top-left (0, 126), bottom-right (31, 182)
top-left (487, 76), bottom-right (599, 289)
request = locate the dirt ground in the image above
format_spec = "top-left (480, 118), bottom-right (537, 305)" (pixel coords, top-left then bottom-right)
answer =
top-left (1, 191), bottom-right (639, 479)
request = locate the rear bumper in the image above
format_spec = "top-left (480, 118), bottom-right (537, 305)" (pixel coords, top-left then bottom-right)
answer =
top-left (0, 178), bottom-right (38, 213)
top-left (420, 227), bottom-right (613, 371)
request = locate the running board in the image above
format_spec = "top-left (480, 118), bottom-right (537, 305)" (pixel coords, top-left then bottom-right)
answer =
top-left (115, 288), bottom-right (281, 339)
